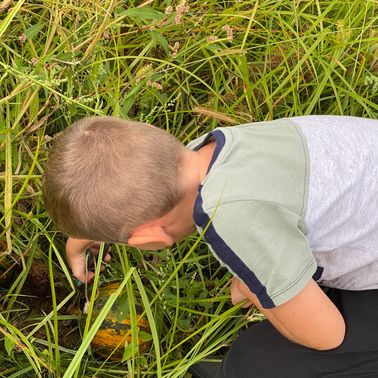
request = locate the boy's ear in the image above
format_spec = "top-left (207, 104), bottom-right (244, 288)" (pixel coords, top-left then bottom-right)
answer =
top-left (127, 225), bottom-right (174, 250)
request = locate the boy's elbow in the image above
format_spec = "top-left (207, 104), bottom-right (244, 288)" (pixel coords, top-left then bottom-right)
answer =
top-left (314, 334), bottom-right (345, 351)
top-left (312, 320), bottom-right (346, 351)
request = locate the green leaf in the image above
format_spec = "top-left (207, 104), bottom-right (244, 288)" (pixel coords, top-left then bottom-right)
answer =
top-left (4, 334), bottom-right (15, 356)
top-left (122, 341), bottom-right (138, 362)
top-left (178, 319), bottom-right (191, 330)
top-left (149, 31), bottom-right (169, 54)
top-left (97, 62), bottom-right (110, 85)
top-left (120, 95), bottom-right (136, 117)
top-left (117, 292), bottom-right (130, 321)
top-left (118, 7), bottom-right (165, 22)
top-left (205, 43), bottom-right (222, 52)
top-left (139, 331), bottom-right (153, 342)
top-left (25, 24), bottom-right (44, 39)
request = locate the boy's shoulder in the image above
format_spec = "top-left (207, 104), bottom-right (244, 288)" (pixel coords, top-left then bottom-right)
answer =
top-left (188, 118), bottom-right (309, 218)
top-left (188, 115), bottom-right (378, 217)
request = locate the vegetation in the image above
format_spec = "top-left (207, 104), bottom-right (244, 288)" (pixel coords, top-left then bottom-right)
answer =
top-left (0, 0), bottom-right (377, 376)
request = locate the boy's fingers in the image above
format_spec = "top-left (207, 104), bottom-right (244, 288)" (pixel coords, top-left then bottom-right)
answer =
top-left (89, 246), bottom-right (99, 254)
top-left (85, 252), bottom-right (111, 267)
top-left (90, 241), bottom-right (103, 249)
top-left (241, 300), bottom-right (253, 308)
top-left (72, 256), bottom-right (96, 283)
top-left (89, 244), bottom-right (111, 255)
top-left (74, 269), bottom-right (94, 284)
top-left (230, 277), bottom-right (252, 306)
top-left (73, 245), bottom-right (111, 283)
top-left (86, 271), bottom-right (95, 283)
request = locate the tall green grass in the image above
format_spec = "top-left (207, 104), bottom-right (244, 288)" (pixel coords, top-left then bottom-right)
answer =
top-left (0, 0), bottom-right (377, 376)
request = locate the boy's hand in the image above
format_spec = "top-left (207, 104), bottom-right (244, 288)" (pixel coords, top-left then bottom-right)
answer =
top-left (230, 277), bottom-right (253, 308)
top-left (66, 237), bottom-right (111, 283)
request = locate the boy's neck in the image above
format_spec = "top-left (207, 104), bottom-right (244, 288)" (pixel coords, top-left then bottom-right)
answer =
top-left (187, 140), bottom-right (216, 184)
top-left (163, 141), bottom-right (216, 241)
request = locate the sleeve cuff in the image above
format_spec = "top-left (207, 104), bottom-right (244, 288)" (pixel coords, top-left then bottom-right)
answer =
top-left (270, 258), bottom-right (317, 307)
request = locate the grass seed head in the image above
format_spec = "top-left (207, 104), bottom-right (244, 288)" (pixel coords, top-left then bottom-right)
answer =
top-left (169, 41), bottom-right (180, 57)
top-left (175, 3), bottom-right (190, 24)
top-left (165, 5), bottom-right (173, 14)
top-left (222, 24), bottom-right (234, 41)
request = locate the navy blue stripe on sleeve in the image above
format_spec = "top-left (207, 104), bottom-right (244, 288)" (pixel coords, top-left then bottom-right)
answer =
top-left (193, 189), bottom-right (275, 309)
top-left (312, 266), bottom-right (324, 282)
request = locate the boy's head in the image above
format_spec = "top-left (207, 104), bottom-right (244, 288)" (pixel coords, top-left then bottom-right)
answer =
top-left (42, 116), bottom-right (186, 243)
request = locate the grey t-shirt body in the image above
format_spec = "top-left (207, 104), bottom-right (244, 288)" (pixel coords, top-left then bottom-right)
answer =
top-left (187, 115), bottom-right (378, 309)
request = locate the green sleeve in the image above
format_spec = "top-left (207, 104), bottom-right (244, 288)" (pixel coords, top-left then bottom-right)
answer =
top-left (204, 200), bottom-right (317, 308)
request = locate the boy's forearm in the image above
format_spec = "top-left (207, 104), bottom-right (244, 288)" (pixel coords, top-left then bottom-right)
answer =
top-left (237, 278), bottom-right (345, 351)
top-left (252, 300), bottom-right (309, 347)
top-left (241, 289), bottom-right (302, 345)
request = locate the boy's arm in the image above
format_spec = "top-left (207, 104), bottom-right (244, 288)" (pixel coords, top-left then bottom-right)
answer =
top-left (231, 277), bottom-right (345, 350)
top-left (66, 237), bottom-right (111, 283)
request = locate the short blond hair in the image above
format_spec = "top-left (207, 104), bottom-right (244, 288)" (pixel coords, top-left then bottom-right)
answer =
top-left (42, 116), bottom-right (185, 242)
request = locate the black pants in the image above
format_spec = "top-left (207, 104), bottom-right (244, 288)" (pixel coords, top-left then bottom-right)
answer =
top-left (216, 289), bottom-right (378, 378)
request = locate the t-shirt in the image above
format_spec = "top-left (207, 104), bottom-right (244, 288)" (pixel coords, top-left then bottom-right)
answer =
top-left (187, 115), bottom-right (378, 308)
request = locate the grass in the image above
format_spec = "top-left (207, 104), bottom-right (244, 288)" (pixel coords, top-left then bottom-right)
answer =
top-left (0, 0), bottom-right (377, 376)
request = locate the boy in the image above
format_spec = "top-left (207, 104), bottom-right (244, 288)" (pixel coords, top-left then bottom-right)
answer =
top-left (43, 115), bottom-right (378, 377)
